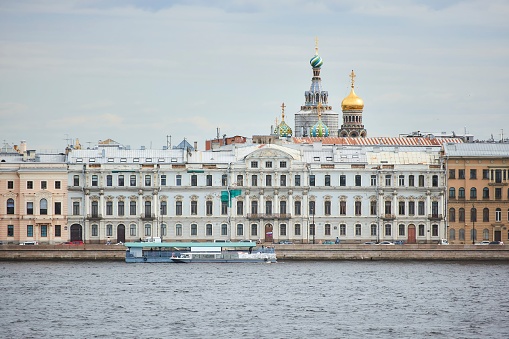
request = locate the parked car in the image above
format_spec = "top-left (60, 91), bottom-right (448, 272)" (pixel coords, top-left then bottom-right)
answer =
top-left (488, 241), bottom-right (504, 245)
top-left (62, 241), bottom-right (84, 245)
top-left (393, 240), bottom-right (405, 245)
top-left (475, 241), bottom-right (491, 245)
top-left (379, 241), bottom-right (395, 245)
top-left (278, 240), bottom-right (293, 244)
top-left (438, 239), bottom-right (450, 245)
top-left (363, 241), bottom-right (377, 245)
top-left (20, 241), bottom-right (38, 245)
top-left (322, 240), bottom-right (335, 244)
top-left (239, 240), bottom-right (254, 243)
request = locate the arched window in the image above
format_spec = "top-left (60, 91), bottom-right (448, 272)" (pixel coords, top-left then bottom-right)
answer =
top-left (144, 201), bottom-right (151, 218)
top-left (7, 198), bottom-right (14, 214)
top-left (449, 228), bottom-right (456, 240)
top-left (496, 208), bottom-right (502, 222)
top-left (458, 187), bottom-right (465, 198)
top-left (470, 187), bottom-right (477, 199)
top-left (483, 228), bottom-right (489, 240)
top-left (40, 198), bottom-right (48, 215)
top-left (459, 208), bottom-right (465, 222)
top-left (470, 208), bottom-right (477, 222)
top-left (471, 229), bottom-right (477, 241)
top-left (459, 228), bottom-right (465, 241)
top-left (483, 187), bottom-right (489, 199)
top-left (483, 208), bottom-right (489, 222)
top-left (449, 187), bottom-right (456, 198)
top-left (449, 208), bottom-right (455, 222)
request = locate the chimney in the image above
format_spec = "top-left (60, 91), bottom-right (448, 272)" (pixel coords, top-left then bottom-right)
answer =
top-left (20, 140), bottom-right (27, 153)
top-left (194, 141), bottom-right (198, 151)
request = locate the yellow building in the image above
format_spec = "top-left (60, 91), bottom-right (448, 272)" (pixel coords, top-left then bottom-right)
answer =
top-left (443, 143), bottom-right (509, 244)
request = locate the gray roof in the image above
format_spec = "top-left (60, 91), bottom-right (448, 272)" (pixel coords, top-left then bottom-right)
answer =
top-left (443, 143), bottom-right (509, 157)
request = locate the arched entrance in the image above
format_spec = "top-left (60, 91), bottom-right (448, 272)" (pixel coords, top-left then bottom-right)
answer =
top-left (264, 224), bottom-right (273, 243)
top-left (117, 224), bottom-right (126, 243)
top-left (70, 224), bottom-right (83, 242)
top-left (407, 224), bottom-right (416, 244)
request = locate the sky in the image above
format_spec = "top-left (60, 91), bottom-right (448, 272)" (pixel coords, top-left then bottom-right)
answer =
top-left (1, 0), bottom-right (508, 152)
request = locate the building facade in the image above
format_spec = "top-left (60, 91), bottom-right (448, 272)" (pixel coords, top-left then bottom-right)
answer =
top-left (444, 143), bottom-right (509, 244)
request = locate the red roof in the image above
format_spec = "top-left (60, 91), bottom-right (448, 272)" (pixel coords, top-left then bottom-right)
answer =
top-left (291, 137), bottom-right (464, 146)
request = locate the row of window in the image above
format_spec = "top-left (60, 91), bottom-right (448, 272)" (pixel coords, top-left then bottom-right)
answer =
top-left (5, 199), bottom-right (62, 215)
top-left (4, 180), bottom-right (62, 190)
top-left (448, 228), bottom-right (509, 241)
top-left (449, 187), bottom-right (509, 199)
top-left (448, 207), bottom-right (509, 223)
top-left (6, 224), bottom-right (62, 237)
top-left (449, 168), bottom-right (508, 182)
top-left (70, 173), bottom-right (441, 188)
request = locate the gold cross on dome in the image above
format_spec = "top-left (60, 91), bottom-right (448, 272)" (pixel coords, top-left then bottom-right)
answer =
top-left (317, 102), bottom-right (323, 118)
top-left (315, 36), bottom-right (319, 55)
top-left (281, 102), bottom-right (286, 119)
top-left (349, 70), bottom-right (356, 88)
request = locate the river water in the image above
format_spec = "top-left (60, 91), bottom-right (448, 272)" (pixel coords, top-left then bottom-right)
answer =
top-left (1, 260), bottom-right (508, 339)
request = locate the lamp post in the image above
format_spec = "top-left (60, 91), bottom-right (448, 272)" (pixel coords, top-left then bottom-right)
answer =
top-left (472, 204), bottom-right (475, 245)
top-left (311, 205), bottom-right (315, 244)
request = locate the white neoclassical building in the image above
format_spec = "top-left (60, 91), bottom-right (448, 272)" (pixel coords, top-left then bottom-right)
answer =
top-left (65, 138), bottom-right (448, 244)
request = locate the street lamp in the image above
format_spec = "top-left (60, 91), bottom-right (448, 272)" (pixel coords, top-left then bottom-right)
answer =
top-left (311, 205), bottom-right (315, 244)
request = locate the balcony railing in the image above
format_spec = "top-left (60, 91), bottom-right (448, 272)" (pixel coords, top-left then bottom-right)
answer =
top-left (87, 214), bottom-right (102, 220)
top-left (141, 213), bottom-right (155, 221)
top-left (381, 214), bottom-right (396, 220)
top-left (246, 213), bottom-right (291, 220)
top-left (428, 214), bottom-right (443, 220)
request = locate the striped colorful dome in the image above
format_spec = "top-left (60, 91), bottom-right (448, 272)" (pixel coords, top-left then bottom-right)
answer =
top-left (309, 54), bottom-right (323, 68)
top-left (310, 119), bottom-right (329, 137)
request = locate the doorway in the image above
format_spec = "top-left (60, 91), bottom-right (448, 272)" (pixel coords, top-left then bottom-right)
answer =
top-left (264, 224), bottom-right (273, 243)
top-left (407, 224), bottom-right (416, 244)
top-left (494, 230), bottom-right (501, 242)
top-left (117, 224), bottom-right (126, 243)
top-left (70, 224), bottom-right (83, 242)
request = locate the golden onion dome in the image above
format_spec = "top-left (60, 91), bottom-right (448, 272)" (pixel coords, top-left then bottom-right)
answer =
top-left (341, 70), bottom-right (364, 111)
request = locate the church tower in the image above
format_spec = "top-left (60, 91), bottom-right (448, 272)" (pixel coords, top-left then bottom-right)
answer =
top-left (294, 38), bottom-right (339, 137)
top-left (339, 70), bottom-right (367, 138)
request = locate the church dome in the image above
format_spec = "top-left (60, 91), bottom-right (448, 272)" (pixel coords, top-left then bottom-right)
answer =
top-left (341, 70), bottom-right (364, 111)
top-left (310, 119), bottom-right (329, 137)
top-left (310, 54), bottom-right (323, 68)
top-left (277, 120), bottom-right (293, 137)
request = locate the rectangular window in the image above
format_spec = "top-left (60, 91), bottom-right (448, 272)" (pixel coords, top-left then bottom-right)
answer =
top-left (399, 224), bottom-right (405, 236)
top-left (236, 201), bottom-right (243, 215)
top-left (191, 175), bottom-right (197, 186)
top-left (384, 224), bottom-right (391, 236)
top-left (7, 180), bottom-right (14, 189)
top-left (325, 201), bottom-right (331, 215)
top-left (495, 188), bottom-right (502, 199)
top-left (27, 202), bottom-right (34, 215)
top-left (295, 175), bottom-right (301, 186)
top-left (418, 175), bottom-right (424, 187)
top-left (265, 161), bottom-right (272, 168)
top-left (371, 224), bottom-right (377, 236)
top-left (340, 201), bottom-right (346, 215)
top-left (470, 169), bottom-right (477, 179)
top-left (265, 201), bottom-right (272, 215)
top-left (398, 201), bottom-right (405, 215)
top-left (221, 201), bottom-right (228, 215)
top-left (73, 201), bottom-right (80, 215)
top-left (176, 224), bottom-right (182, 236)
top-left (191, 224), bottom-right (197, 236)
top-left (458, 169), bottom-right (465, 179)
top-left (131, 175), bottom-right (138, 187)
top-left (340, 224), bottom-right (346, 236)
top-left (449, 169), bottom-right (455, 179)
top-left (418, 225), bottom-right (425, 237)
top-left (385, 175), bottom-right (391, 186)
top-left (27, 225), bottom-right (33, 237)
top-left (340, 175), bottom-right (346, 186)
top-left (265, 175), bottom-right (272, 186)
top-left (161, 175), bottom-right (167, 186)
top-left (384, 201), bottom-right (392, 215)
top-left (355, 224), bottom-right (362, 236)
top-left (418, 201), bottom-right (425, 215)
top-left (325, 175), bottom-right (331, 187)
top-left (160, 201), bottom-right (167, 215)
top-left (106, 175), bottom-right (112, 186)
top-left (118, 175), bottom-right (124, 187)
top-left (309, 175), bottom-right (315, 186)
top-left (118, 201), bottom-right (124, 216)
top-left (432, 175), bottom-right (438, 187)
top-left (8, 225), bottom-right (14, 237)
top-left (91, 176), bottom-right (98, 187)
top-left (206, 224), bottom-right (213, 236)
top-left (73, 175), bottom-right (79, 186)
top-left (237, 175), bottom-right (243, 186)
top-left (251, 201), bottom-right (258, 214)
top-left (294, 201), bottom-right (301, 216)
top-left (191, 201), bottom-right (197, 215)
top-left (221, 224), bottom-right (227, 236)
top-left (27, 181), bottom-right (33, 189)
top-left (222, 174), bottom-right (228, 186)
top-left (55, 181), bottom-right (61, 189)
top-left (54, 202), bottom-right (62, 215)
top-left (370, 175), bottom-right (376, 186)
top-left (310, 224), bottom-right (315, 236)
top-left (145, 175), bottom-right (151, 186)
top-left (280, 161), bottom-right (287, 168)
top-left (280, 224), bottom-right (287, 236)
top-left (206, 175), bottom-right (212, 186)
top-left (130, 201), bottom-right (136, 215)
top-left (355, 175), bottom-right (361, 187)
top-left (41, 225), bottom-right (48, 237)
top-left (482, 169), bottom-right (489, 179)
top-left (106, 202), bottom-right (113, 215)
top-left (432, 224), bottom-right (439, 237)
top-left (280, 175), bottom-right (286, 187)
top-left (206, 201), bottom-right (212, 216)
top-left (399, 175), bottom-right (405, 186)
top-left (106, 224), bottom-right (113, 237)
top-left (251, 224), bottom-right (257, 236)
top-left (130, 224), bottom-right (137, 236)
top-left (252, 175), bottom-right (258, 187)
top-left (176, 201), bottom-right (182, 215)
top-left (236, 224), bottom-right (244, 236)
top-left (295, 224), bottom-right (301, 236)
top-left (280, 201), bottom-right (287, 215)
top-left (370, 201), bottom-right (376, 215)
top-left (355, 201), bottom-right (362, 216)
top-left (251, 161), bottom-right (258, 168)
top-left (309, 201), bottom-right (316, 215)
top-left (325, 224), bottom-right (331, 236)
top-left (408, 201), bottom-right (415, 215)
top-left (176, 175), bottom-right (182, 186)
top-left (41, 181), bottom-right (47, 189)
top-left (409, 175), bottom-right (415, 186)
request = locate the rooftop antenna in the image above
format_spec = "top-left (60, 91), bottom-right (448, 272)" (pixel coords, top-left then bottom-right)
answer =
top-left (166, 135), bottom-right (171, 149)
top-left (216, 128), bottom-right (220, 140)
top-left (64, 134), bottom-right (71, 147)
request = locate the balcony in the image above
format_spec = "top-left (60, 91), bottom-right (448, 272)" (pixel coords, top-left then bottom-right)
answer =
top-left (246, 213), bottom-right (291, 220)
top-left (488, 182), bottom-right (508, 186)
top-left (381, 214), bottom-right (396, 220)
top-left (428, 214), bottom-right (443, 221)
top-left (87, 214), bottom-right (102, 220)
top-left (141, 213), bottom-right (155, 221)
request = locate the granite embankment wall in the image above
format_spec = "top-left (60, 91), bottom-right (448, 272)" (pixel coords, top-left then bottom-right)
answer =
top-left (1, 244), bottom-right (509, 261)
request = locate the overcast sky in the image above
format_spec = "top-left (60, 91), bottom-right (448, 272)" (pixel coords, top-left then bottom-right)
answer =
top-left (1, 0), bottom-right (508, 151)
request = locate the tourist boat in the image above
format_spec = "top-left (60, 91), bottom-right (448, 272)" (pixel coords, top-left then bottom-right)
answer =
top-left (124, 241), bottom-right (277, 263)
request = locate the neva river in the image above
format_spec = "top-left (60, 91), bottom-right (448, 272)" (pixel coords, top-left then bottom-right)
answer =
top-left (1, 261), bottom-right (508, 339)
